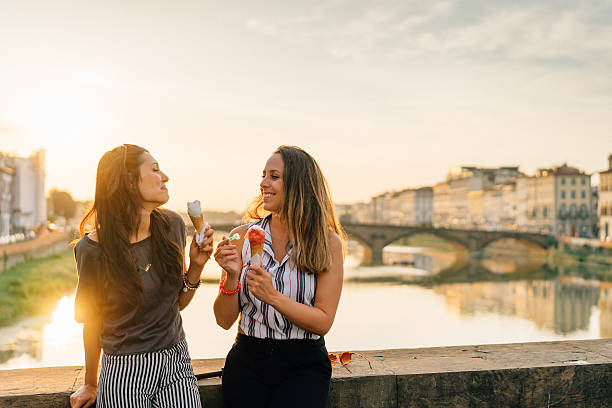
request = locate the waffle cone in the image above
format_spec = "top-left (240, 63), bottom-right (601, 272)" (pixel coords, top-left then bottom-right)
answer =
top-left (189, 215), bottom-right (205, 234)
top-left (251, 243), bottom-right (264, 257)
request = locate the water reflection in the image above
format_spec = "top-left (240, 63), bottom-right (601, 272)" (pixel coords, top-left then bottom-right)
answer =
top-left (433, 279), bottom-right (602, 335)
top-left (0, 296), bottom-right (83, 370)
top-left (600, 284), bottom-right (612, 337)
top-left (1, 239), bottom-right (611, 370)
top-left (0, 318), bottom-right (44, 369)
top-left (42, 296), bottom-right (82, 366)
top-left (383, 245), bottom-right (455, 274)
top-left (344, 243), bottom-right (612, 339)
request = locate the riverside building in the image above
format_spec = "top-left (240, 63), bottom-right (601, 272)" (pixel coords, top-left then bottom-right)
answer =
top-left (434, 166), bottom-right (522, 228)
top-left (0, 150), bottom-right (46, 237)
top-left (519, 164), bottom-right (594, 237)
top-left (377, 187), bottom-right (433, 226)
top-left (599, 154), bottom-right (612, 241)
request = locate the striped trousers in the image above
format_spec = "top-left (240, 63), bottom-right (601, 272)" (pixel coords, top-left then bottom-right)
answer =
top-left (97, 340), bottom-right (201, 408)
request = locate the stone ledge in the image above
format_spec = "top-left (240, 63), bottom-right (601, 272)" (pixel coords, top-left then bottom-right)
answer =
top-left (1, 339), bottom-right (611, 407)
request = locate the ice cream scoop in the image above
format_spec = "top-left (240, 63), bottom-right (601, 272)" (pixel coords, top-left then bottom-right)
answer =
top-left (187, 200), bottom-right (207, 245)
top-left (247, 227), bottom-right (266, 266)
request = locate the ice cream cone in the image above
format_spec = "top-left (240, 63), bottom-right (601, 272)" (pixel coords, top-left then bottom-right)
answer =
top-left (247, 227), bottom-right (266, 266)
top-left (189, 215), bottom-right (205, 235)
top-left (187, 200), bottom-right (206, 235)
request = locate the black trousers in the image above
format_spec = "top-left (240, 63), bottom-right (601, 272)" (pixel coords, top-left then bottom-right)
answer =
top-left (222, 333), bottom-right (331, 408)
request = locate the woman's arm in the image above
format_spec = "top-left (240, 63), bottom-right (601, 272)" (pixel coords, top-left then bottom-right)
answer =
top-left (246, 231), bottom-right (344, 336)
top-left (213, 225), bottom-right (248, 330)
top-left (179, 226), bottom-right (214, 310)
top-left (69, 318), bottom-right (102, 408)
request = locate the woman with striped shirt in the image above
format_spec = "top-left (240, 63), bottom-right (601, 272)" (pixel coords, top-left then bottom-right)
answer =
top-left (214, 145), bottom-right (345, 408)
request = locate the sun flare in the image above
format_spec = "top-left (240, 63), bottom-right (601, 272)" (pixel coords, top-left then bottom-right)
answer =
top-left (42, 295), bottom-right (81, 350)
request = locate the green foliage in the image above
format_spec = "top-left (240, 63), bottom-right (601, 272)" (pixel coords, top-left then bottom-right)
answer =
top-left (393, 233), bottom-right (457, 252)
top-left (0, 249), bottom-right (76, 327)
top-left (49, 189), bottom-right (77, 219)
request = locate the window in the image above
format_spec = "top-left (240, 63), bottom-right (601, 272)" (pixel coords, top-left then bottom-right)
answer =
top-left (561, 191), bottom-right (566, 199)
top-left (571, 177), bottom-right (576, 185)
top-left (561, 178), bottom-right (566, 185)
top-left (543, 206), bottom-right (548, 217)
top-left (571, 191), bottom-right (576, 199)
top-left (581, 178), bottom-right (585, 185)
top-left (581, 191), bottom-right (585, 199)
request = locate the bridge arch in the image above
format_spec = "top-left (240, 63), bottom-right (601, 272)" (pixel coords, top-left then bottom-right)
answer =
top-left (341, 224), bottom-right (471, 266)
top-left (341, 223), bottom-right (556, 266)
top-left (477, 236), bottom-right (551, 254)
top-left (343, 232), bottom-right (375, 265)
top-left (402, 230), bottom-right (469, 253)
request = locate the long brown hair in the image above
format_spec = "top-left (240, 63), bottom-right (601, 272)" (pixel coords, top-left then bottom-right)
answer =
top-left (247, 145), bottom-right (345, 275)
top-left (79, 144), bottom-right (183, 303)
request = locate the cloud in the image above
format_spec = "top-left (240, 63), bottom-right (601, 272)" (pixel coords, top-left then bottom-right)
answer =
top-left (243, 0), bottom-right (612, 67)
top-left (417, 6), bottom-right (612, 64)
top-left (245, 18), bottom-right (278, 36)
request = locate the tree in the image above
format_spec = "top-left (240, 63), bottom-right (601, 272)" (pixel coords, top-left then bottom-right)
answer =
top-left (49, 189), bottom-right (77, 219)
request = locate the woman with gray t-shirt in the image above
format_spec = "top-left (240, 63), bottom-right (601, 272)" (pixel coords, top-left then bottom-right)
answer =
top-left (69, 144), bottom-right (213, 408)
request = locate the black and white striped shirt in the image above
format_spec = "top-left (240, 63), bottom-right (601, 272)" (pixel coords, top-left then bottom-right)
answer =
top-left (238, 216), bottom-right (319, 339)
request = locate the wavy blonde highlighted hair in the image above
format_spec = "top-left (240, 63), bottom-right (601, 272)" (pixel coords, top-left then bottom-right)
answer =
top-left (246, 146), bottom-right (345, 275)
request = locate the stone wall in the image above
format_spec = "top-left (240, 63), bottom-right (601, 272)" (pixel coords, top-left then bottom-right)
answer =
top-left (0, 232), bottom-right (70, 273)
top-left (1, 339), bottom-right (610, 407)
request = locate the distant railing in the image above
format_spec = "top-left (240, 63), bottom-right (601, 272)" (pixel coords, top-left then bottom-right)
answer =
top-left (0, 231), bottom-right (36, 246)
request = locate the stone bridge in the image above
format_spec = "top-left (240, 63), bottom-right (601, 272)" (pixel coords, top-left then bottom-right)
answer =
top-left (206, 221), bottom-right (557, 266)
top-left (340, 223), bottom-right (557, 265)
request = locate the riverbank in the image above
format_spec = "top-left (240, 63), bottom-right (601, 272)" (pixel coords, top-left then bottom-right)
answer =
top-left (546, 248), bottom-right (612, 282)
top-left (1, 232), bottom-right (71, 272)
top-left (0, 249), bottom-right (76, 327)
top-left (551, 246), bottom-right (612, 266)
top-left (395, 234), bottom-right (460, 252)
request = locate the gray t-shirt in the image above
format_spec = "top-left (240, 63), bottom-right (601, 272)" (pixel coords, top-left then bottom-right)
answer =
top-left (74, 209), bottom-right (187, 355)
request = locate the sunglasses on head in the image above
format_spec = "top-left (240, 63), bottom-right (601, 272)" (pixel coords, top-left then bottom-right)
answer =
top-left (122, 144), bottom-right (128, 169)
top-left (120, 144), bottom-right (139, 170)
top-left (328, 351), bottom-right (372, 373)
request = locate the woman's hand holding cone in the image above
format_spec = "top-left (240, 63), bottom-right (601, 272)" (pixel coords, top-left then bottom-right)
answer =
top-left (214, 237), bottom-right (241, 277)
top-left (246, 263), bottom-right (278, 304)
top-left (189, 224), bottom-right (213, 268)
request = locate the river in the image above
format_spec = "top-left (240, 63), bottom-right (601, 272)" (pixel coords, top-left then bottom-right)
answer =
top-left (0, 238), bottom-right (610, 370)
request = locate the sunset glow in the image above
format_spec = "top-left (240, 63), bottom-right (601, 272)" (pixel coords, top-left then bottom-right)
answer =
top-left (1, 1), bottom-right (611, 210)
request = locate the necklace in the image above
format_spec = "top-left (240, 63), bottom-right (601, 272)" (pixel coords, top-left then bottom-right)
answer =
top-left (136, 262), bottom-right (151, 272)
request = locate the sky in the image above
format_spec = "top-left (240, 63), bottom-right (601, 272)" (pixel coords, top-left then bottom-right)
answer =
top-left (1, 0), bottom-right (611, 212)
